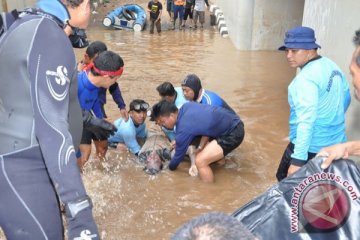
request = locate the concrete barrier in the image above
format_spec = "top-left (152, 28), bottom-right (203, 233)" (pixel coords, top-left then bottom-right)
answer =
top-left (210, 5), bottom-right (228, 38)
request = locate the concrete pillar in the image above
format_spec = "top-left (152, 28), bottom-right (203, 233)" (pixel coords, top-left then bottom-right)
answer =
top-left (214, 0), bottom-right (304, 50)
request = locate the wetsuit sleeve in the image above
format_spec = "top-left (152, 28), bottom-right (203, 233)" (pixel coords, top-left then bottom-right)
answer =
top-left (109, 82), bottom-right (126, 109)
top-left (28, 19), bottom-right (87, 203)
top-left (169, 131), bottom-right (193, 170)
top-left (291, 78), bottom-right (318, 165)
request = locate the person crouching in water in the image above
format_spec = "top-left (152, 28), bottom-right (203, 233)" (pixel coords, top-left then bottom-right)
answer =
top-left (108, 99), bottom-right (149, 156)
top-left (151, 100), bottom-right (245, 183)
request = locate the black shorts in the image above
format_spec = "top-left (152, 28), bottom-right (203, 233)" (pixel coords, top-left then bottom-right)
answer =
top-left (216, 122), bottom-right (245, 156)
top-left (183, 8), bottom-right (193, 20)
top-left (276, 142), bottom-right (316, 181)
top-left (80, 127), bottom-right (108, 144)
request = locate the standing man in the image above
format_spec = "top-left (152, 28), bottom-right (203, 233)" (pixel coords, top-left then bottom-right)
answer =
top-left (172, 0), bottom-right (185, 30)
top-left (0, 0), bottom-right (100, 239)
top-left (193, 0), bottom-right (209, 29)
top-left (276, 26), bottom-right (351, 181)
top-left (151, 100), bottom-right (245, 183)
top-left (78, 51), bottom-right (124, 169)
top-left (317, 29), bottom-right (360, 168)
top-left (148, 0), bottom-right (163, 35)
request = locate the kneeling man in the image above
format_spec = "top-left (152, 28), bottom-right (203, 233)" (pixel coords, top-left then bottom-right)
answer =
top-left (151, 100), bottom-right (245, 183)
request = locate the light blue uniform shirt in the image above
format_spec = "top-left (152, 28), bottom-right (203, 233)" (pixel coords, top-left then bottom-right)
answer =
top-left (108, 117), bottom-right (147, 154)
top-left (288, 56), bottom-right (351, 161)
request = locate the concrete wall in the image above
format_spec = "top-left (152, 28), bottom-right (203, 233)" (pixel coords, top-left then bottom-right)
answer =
top-left (303, 0), bottom-right (360, 142)
top-left (214, 0), bottom-right (304, 50)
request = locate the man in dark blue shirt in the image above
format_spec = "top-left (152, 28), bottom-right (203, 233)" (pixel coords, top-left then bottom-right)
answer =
top-left (151, 100), bottom-right (245, 183)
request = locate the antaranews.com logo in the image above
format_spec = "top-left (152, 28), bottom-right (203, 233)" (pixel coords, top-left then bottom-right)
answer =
top-left (290, 172), bottom-right (358, 233)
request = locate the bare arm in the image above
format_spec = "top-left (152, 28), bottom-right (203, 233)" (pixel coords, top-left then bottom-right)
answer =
top-left (317, 141), bottom-right (360, 168)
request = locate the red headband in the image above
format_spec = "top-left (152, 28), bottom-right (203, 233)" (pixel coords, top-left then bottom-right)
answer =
top-left (88, 63), bottom-right (124, 77)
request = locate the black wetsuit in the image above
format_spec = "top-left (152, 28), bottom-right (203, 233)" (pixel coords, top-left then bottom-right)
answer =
top-left (0, 12), bottom-right (87, 239)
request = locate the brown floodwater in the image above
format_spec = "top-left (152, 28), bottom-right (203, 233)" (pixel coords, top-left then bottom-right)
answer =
top-left (0, 1), bottom-right (296, 239)
top-left (74, 2), bottom-right (295, 239)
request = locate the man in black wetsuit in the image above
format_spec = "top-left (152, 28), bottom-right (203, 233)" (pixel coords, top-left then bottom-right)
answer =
top-left (0, 0), bottom-right (99, 239)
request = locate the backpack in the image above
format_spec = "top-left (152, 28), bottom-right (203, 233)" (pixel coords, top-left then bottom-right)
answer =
top-left (0, 9), bottom-right (19, 38)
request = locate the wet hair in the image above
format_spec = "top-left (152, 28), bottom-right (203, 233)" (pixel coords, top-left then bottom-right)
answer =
top-left (86, 41), bottom-right (107, 59)
top-left (150, 100), bottom-right (178, 121)
top-left (91, 51), bottom-right (124, 76)
top-left (353, 29), bottom-right (360, 67)
top-left (157, 82), bottom-right (176, 97)
top-left (171, 212), bottom-right (256, 240)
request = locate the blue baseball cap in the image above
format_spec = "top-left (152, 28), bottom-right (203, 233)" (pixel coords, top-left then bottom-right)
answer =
top-left (278, 26), bottom-right (321, 51)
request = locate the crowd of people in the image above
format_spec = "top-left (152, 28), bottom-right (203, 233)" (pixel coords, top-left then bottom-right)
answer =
top-left (1, 0), bottom-right (360, 238)
top-left (147, 0), bottom-right (210, 34)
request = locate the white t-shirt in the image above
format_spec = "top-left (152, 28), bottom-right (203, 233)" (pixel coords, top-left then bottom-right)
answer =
top-left (194, 0), bottom-right (206, 11)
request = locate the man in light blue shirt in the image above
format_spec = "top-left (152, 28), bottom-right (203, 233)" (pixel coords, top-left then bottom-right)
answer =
top-left (108, 99), bottom-right (149, 155)
top-left (276, 26), bottom-right (351, 181)
top-left (156, 81), bottom-right (188, 141)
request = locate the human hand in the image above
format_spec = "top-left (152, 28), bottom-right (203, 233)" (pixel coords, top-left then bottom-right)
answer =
top-left (65, 196), bottom-right (100, 240)
top-left (189, 165), bottom-right (198, 177)
top-left (120, 108), bottom-right (129, 122)
top-left (317, 143), bottom-right (349, 169)
top-left (287, 164), bottom-right (301, 177)
top-left (170, 140), bottom-right (176, 149)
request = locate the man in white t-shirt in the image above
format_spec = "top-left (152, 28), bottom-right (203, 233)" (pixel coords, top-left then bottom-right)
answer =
top-left (193, 0), bottom-right (209, 29)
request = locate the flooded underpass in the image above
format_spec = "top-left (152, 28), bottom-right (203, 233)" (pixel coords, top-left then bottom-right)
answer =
top-left (76, 1), bottom-right (296, 239)
top-left (0, 1), bottom-right (296, 239)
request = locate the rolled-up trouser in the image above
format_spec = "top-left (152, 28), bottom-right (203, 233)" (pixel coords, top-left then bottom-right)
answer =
top-left (276, 142), bottom-right (316, 182)
top-left (0, 148), bottom-right (63, 239)
top-left (173, 5), bottom-right (184, 21)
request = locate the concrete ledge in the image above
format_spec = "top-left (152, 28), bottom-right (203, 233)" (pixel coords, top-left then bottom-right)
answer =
top-left (210, 5), bottom-right (228, 38)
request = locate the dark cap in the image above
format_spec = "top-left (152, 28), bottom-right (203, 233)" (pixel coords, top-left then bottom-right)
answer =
top-left (181, 74), bottom-right (202, 100)
top-left (278, 26), bottom-right (321, 51)
top-left (129, 99), bottom-right (149, 112)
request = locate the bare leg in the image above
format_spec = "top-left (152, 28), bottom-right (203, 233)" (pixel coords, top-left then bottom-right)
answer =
top-left (94, 140), bottom-right (108, 160)
top-left (195, 140), bottom-right (224, 183)
top-left (187, 145), bottom-right (198, 177)
top-left (78, 143), bottom-right (92, 169)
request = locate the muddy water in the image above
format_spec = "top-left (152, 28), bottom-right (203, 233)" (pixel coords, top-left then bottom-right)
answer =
top-left (73, 3), bottom-right (296, 239)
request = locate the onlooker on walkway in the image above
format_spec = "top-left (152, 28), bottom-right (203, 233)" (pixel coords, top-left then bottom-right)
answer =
top-left (182, 0), bottom-right (194, 29)
top-left (148, 0), bottom-right (163, 34)
top-left (276, 26), bottom-right (351, 181)
top-left (193, 0), bottom-right (209, 29)
top-left (172, 0), bottom-right (185, 30)
top-left (317, 29), bottom-right (360, 169)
